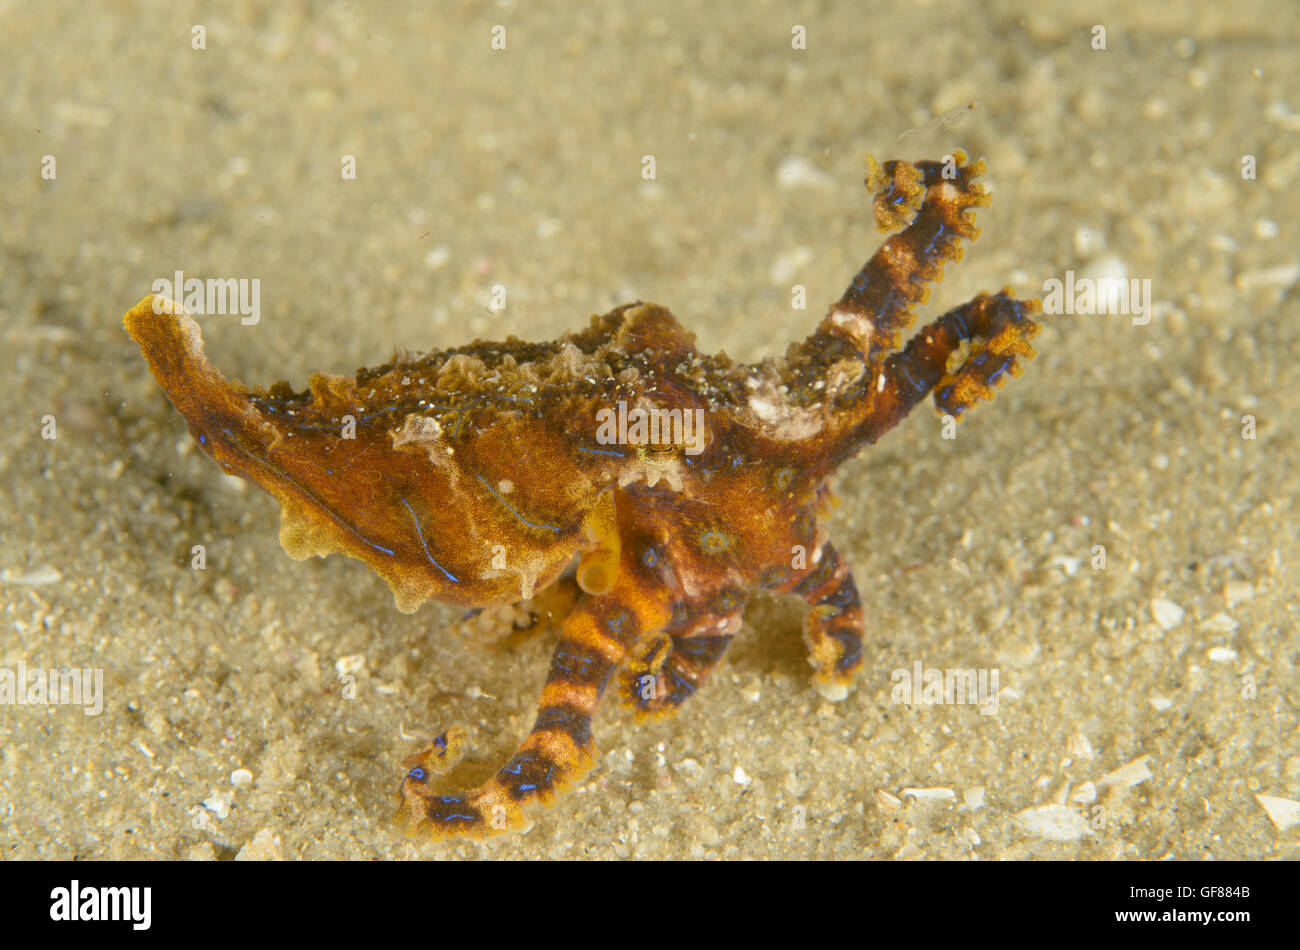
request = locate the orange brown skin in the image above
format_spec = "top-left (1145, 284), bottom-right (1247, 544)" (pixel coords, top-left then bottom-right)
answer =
top-left (123, 151), bottom-right (1040, 840)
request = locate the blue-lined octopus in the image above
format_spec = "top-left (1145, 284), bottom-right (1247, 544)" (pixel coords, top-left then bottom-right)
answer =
top-left (124, 151), bottom-right (1041, 840)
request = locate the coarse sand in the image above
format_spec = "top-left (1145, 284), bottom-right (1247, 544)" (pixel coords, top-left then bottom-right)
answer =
top-left (1, 0), bottom-right (1297, 859)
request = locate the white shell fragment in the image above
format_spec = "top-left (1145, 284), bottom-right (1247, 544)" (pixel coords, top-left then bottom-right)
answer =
top-left (876, 789), bottom-right (903, 812)
top-left (0, 566), bottom-right (63, 585)
top-left (1071, 781), bottom-right (1098, 804)
top-left (1013, 804), bottom-right (1093, 841)
top-left (900, 787), bottom-right (957, 803)
top-left (1255, 794), bottom-right (1300, 832)
top-left (1097, 755), bottom-right (1153, 791)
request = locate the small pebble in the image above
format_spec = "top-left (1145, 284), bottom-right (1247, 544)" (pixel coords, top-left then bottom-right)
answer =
top-left (235, 828), bottom-right (285, 861)
top-left (1151, 597), bottom-right (1185, 631)
top-left (1201, 612), bottom-right (1238, 633)
top-left (202, 792), bottom-right (230, 819)
top-left (776, 156), bottom-right (833, 188)
top-left (334, 654), bottom-right (366, 676)
top-left (1223, 581), bottom-right (1254, 604)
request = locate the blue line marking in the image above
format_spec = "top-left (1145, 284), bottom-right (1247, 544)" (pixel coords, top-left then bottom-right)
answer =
top-left (922, 221), bottom-right (946, 255)
top-left (475, 474), bottom-right (560, 534)
top-left (578, 446), bottom-right (626, 458)
top-left (214, 425), bottom-right (396, 557)
top-left (399, 496), bottom-right (460, 582)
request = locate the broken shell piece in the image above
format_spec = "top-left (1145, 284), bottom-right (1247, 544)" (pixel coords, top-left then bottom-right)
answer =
top-left (1013, 804), bottom-right (1092, 841)
top-left (900, 786), bottom-right (957, 803)
top-left (1255, 794), bottom-right (1300, 832)
top-left (1097, 755), bottom-right (1153, 791)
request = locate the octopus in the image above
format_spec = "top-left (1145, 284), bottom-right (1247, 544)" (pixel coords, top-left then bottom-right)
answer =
top-left (123, 151), bottom-right (1041, 840)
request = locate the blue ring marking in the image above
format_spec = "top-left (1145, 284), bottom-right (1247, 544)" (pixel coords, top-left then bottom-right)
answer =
top-left (399, 496), bottom-right (460, 582)
top-left (407, 767), bottom-right (427, 781)
top-left (700, 530), bottom-right (730, 553)
top-left (475, 474), bottom-right (560, 534)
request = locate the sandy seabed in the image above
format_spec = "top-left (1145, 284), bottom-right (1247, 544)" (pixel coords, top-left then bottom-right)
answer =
top-left (1, 0), bottom-right (1297, 859)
